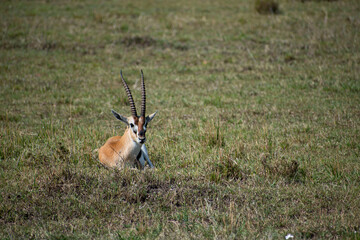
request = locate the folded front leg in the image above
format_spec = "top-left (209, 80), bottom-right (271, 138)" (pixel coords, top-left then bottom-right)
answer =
top-left (141, 144), bottom-right (154, 168)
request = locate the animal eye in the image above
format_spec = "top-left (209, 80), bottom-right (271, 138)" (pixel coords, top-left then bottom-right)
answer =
top-left (130, 123), bottom-right (134, 128)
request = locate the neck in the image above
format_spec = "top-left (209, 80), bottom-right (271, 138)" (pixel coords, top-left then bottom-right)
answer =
top-left (118, 128), bottom-right (142, 165)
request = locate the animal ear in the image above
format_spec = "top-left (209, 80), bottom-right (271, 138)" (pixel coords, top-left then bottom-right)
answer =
top-left (111, 109), bottom-right (129, 125)
top-left (146, 111), bottom-right (158, 123)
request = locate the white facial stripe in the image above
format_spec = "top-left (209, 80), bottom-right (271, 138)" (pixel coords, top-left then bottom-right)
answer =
top-left (128, 120), bottom-right (138, 133)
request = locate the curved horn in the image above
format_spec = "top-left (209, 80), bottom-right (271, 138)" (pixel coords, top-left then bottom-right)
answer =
top-left (120, 70), bottom-right (137, 117)
top-left (140, 69), bottom-right (146, 117)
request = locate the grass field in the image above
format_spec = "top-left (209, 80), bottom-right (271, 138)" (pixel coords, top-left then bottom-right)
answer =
top-left (1, 0), bottom-right (360, 239)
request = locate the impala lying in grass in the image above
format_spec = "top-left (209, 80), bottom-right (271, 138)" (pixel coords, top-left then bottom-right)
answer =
top-left (99, 70), bottom-right (157, 169)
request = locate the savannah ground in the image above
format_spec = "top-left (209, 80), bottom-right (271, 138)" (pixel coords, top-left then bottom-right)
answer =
top-left (1, 0), bottom-right (360, 239)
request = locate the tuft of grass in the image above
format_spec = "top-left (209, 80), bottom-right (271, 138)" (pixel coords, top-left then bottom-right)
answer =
top-left (209, 153), bottom-right (248, 183)
top-left (255, 0), bottom-right (280, 14)
top-left (261, 154), bottom-right (306, 183)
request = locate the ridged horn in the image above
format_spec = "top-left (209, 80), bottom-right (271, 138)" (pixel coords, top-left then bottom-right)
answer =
top-left (140, 70), bottom-right (146, 117)
top-left (120, 70), bottom-right (137, 117)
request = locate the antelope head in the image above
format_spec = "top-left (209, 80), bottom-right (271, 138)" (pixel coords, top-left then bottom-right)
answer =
top-left (111, 70), bottom-right (157, 144)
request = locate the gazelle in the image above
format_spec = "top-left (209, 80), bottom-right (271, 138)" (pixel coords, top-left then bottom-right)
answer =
top-left (99, 70), bottom-right (157, 169)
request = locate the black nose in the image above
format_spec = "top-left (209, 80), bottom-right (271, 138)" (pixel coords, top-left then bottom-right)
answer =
top-left (139, 129), bottom-right (145, 137)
